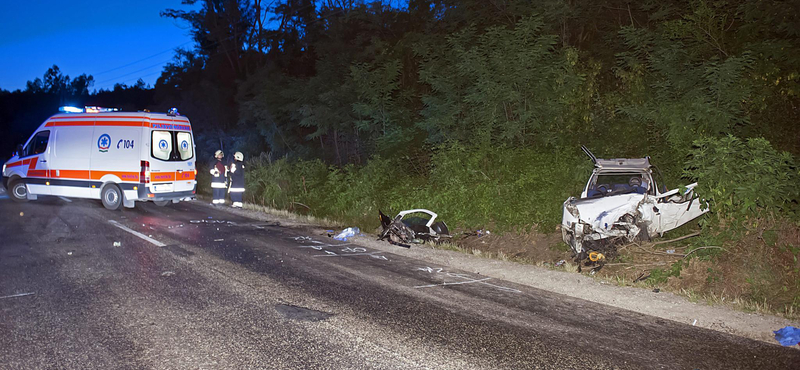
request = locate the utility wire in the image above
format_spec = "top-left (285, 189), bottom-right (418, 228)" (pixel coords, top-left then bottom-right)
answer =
top-left (91, 40), bottom-right (195, 76)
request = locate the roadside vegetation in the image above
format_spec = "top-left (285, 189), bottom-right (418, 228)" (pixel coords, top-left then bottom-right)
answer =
top-left (2, 1), bottom-right (798, 317)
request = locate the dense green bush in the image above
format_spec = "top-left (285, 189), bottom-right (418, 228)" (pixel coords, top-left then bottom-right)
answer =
top-left (684, 135), bottom-right (800, 219)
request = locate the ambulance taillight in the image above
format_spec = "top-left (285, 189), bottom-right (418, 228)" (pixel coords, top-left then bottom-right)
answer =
top-left (140, 160), bottom-right (150, 184)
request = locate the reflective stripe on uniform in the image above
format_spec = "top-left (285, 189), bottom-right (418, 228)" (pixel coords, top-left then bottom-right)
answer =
top-left (229, 188), bottom-right (245, 192)
top-left (211, 182), bottom-right (227, 188)
top-left (213, 199), bottom-right (225, 204)
top-left (232, 202), bottom-right (243, 207)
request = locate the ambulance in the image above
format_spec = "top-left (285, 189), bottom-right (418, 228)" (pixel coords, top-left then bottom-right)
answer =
top-left (1, 107), bottom-right (197, 210)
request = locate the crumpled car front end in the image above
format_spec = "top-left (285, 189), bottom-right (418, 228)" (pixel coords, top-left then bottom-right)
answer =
top-left (562, 194), bottom-right (649, 260)
top-left (562, 183), bottom-right (707, 264)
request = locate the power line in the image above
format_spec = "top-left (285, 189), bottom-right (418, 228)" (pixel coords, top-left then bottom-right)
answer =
top-left (91, 40), bottom-right (195, 76)
top-left (93, 58), bottom-right (175, 86)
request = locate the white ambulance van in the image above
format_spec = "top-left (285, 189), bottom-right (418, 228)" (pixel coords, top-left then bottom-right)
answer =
top-left (2, 107), bottom-right (197, 210)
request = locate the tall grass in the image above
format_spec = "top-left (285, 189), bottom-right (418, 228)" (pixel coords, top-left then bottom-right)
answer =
top-left (242, 143), bottom-right (589, 233)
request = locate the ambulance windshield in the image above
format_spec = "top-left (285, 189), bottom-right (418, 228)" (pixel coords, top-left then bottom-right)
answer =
top-left (151, 130), bottom-right (193, 161)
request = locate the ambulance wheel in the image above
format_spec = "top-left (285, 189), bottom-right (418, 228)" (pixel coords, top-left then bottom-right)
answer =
top-left (101, 184), bottom-right (123, 211)
top-left (9, 178), bottom-right (28, 202)
top-left (153, 200), bottom-right (170, 207)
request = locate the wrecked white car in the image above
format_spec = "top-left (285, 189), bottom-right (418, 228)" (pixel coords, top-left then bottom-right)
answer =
top-left (561, 147), bottom-right (708, 263)
top-left (379, 209), bottom-right (451, 246)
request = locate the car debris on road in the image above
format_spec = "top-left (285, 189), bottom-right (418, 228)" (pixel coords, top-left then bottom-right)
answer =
top-left (378, 209), bottom-right (450, 246)
top-left (561, 146), bottom-right (708, 269)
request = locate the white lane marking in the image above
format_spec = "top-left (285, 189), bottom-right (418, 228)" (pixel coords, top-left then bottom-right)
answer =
top-left (0, 292), bottom-right (36, 300)
top-left (108, 220), bottom-right (166, 247)
top-left (58, 196), bottom-right (72, 202)
top-left (414, 277), bottom-right (492, 289)
top-left (313, 251), bottom-right (385, 258)
top-left (415, 269), bottom-right (522, 293)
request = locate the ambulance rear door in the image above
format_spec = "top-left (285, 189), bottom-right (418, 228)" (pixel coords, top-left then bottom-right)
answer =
top-left (148, 117), bottom-right (195, 194)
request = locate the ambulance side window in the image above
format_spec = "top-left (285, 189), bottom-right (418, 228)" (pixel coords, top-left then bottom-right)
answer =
top-left (23, 131), bottom-right (50, 157)
top-left (151, 131), bottom-right (172, 161)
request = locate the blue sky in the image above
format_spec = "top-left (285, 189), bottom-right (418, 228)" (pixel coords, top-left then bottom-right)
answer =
top-left (0, 0), bottom-right (198, 91)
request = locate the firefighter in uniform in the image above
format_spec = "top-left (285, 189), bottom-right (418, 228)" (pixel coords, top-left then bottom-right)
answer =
top-left (228, 151), bottom-right (245, 208)
top-left (210, 150), bottom-right (228, 205)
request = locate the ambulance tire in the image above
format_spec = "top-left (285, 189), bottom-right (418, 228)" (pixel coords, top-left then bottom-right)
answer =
top-left (153, 200), bottom-right (170, 207)
top-left (101, 184), bottom-right (123, 211)
top-left (8, 178), bottom-right (28, 202)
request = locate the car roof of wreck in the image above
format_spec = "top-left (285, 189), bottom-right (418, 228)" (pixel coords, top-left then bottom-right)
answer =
top-left (594, 157), bottom-right (652, 170)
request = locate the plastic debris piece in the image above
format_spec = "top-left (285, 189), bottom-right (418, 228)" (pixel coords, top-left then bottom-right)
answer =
top-left (214, 239), bottom-right (224, 242)
top-left (555, 260), bottom-right (566, 267)
top-left (773, 326), bottom-right (800, 347)
top-left (589, 270), bottom-right (596, 275)
top-left (666, 249), bottom-right (675, 254)
top-left (333, 227), bottom-right (360, 241)
top-left (161, 271), bottom-right (175, 277)
top-left (113, 241), bottom-right (121, 247)
top-left (67, 251), bottom-right (73, 256)
top-left (692, 319), bottom-right (697, 326)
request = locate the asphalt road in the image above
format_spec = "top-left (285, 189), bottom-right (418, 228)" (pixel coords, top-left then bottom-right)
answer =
top-left (1, 192), bottom-right (798, 369)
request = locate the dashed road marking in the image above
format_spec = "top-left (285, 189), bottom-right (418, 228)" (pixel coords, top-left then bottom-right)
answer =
top-left (108, 220), bottom-right (166, 247)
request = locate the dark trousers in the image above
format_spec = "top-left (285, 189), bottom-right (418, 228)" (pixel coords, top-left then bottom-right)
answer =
top-left (213, 188), bottom-right (226, 204)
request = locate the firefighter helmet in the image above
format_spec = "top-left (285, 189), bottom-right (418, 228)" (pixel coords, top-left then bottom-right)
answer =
top-left (215, 150), bottom-right (224, 158)
top-left (234, 152), bottom-right (243, 161)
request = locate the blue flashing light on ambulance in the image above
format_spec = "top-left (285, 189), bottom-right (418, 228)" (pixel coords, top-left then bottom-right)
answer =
top-left (2, 106), bottom-right (197, 210)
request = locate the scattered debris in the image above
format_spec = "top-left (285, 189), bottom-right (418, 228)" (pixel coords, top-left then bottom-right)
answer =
top-left (19, 212), bottom-right (23, 217)
top-left (773, 326), bottom-right (800, 347)
top-left (633, 271), bottom-right (650, 283)
top-left (666, 249), bottom-right (675, 254)
top-left (113, 241), bottom-right (121, 247)
top-left (555, 259), bottom-right (566, 267)
top-left (476, 229), bottom-right (491, 237)
top-left (692, 319), bottom-right (698, 326)
top-left (161, 271), bottom-right (175, 277)
top-left (561, 146), bottom-right (708, 267)
top-left (378, 209), bottom-right (451, 245)
top-left (0, 292), bottom-right (35, 300)
top-left (67, 251), bottom-right (73, 256)
top-left (214, 239), bottom-right (224, 242)
top-left (333, 227), bottom-right (361, 241)
top-left (652, 288), bottom-right (660, 293)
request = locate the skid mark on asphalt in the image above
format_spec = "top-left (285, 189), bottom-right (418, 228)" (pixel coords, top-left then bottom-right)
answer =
top-left (286, 235), bottom-right (519, 294)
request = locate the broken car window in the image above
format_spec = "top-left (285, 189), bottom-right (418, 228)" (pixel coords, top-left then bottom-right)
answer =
top-left (588, 173), bottom-right (649, 198)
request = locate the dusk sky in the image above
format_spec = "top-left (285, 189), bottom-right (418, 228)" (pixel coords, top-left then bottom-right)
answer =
top-left (0, 0), bottom-right (199, 92)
